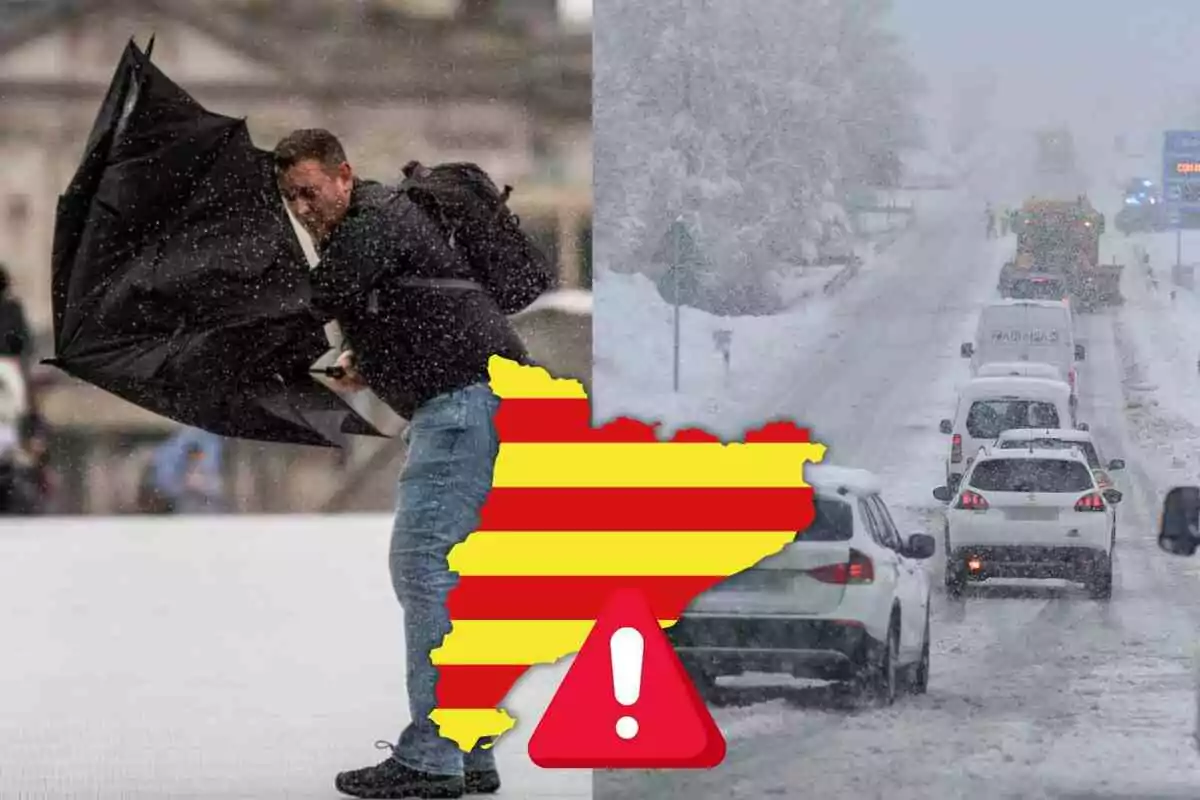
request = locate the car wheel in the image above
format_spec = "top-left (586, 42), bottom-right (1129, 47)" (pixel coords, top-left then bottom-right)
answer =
top-left (859, 616), bottom-right (899, 707)
top-left (879, 617), bottom-right (900, 705)
top-left (909, 608), bottom-right (930, 695)
top-left (1088, 553), bottom-right (1113, 600)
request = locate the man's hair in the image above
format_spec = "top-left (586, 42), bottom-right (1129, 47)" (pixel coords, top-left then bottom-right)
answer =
top-left (272, 128), bottom-right (348, 173)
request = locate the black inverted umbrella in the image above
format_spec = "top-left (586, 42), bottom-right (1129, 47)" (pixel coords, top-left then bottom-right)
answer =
top-left (44, 39), bottom-right (383, 447)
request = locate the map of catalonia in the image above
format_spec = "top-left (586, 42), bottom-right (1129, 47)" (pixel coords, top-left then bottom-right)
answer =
top-left (428, 356), bottom-right (828, 751)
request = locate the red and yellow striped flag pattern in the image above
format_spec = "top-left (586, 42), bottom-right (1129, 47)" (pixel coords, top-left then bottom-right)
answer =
top-left (428, 356), bottom-right (827, 750)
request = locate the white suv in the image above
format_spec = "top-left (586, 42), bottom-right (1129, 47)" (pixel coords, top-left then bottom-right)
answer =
top-left (993, 427), bottom-right (1124, 539)
top-left (670, 465), bottom-right (935, 706)
top-left (934, 446), bottom-right (1121, 599)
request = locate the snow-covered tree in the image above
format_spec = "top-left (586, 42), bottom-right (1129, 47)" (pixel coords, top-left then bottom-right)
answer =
top-left (595, 0), bottom-right (924, 314)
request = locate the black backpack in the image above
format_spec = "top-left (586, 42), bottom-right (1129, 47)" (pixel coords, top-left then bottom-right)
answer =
top-left (396, 161), bottom-right (555, 315)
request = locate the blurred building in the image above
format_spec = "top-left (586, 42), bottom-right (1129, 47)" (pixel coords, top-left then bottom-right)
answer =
top-left (0, 0), bottom-right (591, 513)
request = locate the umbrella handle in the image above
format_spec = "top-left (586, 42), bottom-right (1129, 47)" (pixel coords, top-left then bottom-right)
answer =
top-left (311, 366), bottom-right (346, 379)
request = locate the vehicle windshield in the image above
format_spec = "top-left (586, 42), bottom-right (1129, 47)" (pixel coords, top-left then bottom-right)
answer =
top-left (794, 496), bottom-right (854, 541)
top-left (968, 458), bottom-right (1095, 493)
top-left (998, 438), bottom-right (1100, 468)
top-left (966, 400), bottom-right (1061, 439)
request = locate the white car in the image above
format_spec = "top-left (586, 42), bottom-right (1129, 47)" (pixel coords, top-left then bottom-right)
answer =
top-left (994, 426), bottom-right (1125, 495)
top-left (933, 446), bottom-right (1121, 599)
top-left (940, 375), bottom-right (1078, 492)
top-left (994, 429), bottom-right (1121, 551)
top-left (669, 465), bottom-right (935, 706)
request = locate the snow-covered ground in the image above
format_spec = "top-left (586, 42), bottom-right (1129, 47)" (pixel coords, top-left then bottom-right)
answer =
top-left (0, 515), bottom-right (587, 799)
top-left (595, 186), bottom-right (1004, 520)
top-left (594, 186), bottom-right (1200, 798)
top-left (593, 188), bottom-right (972, 447)
top-left (1105, 229), bottom-right (1200, 487)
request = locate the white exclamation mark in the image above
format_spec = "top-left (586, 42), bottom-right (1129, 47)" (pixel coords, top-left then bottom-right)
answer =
top-left (610, 627), bottom-right (644, 740)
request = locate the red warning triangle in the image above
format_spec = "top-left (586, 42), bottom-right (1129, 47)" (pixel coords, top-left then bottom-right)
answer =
top-left (528, 588), bottom-right (726, 769)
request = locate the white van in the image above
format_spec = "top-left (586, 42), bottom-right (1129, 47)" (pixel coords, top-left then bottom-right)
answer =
top-left (960, 300), bottom-right (1084, 402)
top-left (939, 375), bottom-right (1078, 491)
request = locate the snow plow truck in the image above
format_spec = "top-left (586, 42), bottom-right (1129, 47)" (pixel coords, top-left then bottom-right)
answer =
top-left (999, 196), bottom-right (1123, 310)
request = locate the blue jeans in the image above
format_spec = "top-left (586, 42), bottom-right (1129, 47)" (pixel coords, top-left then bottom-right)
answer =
top-left (389, 383), bottom-right (501, 777)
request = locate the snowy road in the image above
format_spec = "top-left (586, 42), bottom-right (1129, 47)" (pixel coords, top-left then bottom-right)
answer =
top-left (596, 205), bottom-right (1200, 797)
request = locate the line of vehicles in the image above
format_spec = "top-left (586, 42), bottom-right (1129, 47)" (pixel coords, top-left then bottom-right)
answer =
top-left (667, 284), bottom-right (1130, 711)
top-left (666, 296), bottom-right (1130, 713)
top-left (933, 297), bottom-right (1125, 600)
top-left (665, 151), bottom-right (1131, 707)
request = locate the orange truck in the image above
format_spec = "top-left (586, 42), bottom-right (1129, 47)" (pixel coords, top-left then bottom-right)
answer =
top-left (1001, 196), bottom-right (1123, 310)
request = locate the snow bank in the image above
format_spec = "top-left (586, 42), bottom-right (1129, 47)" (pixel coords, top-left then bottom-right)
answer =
top-left (591, 269), bottom-right (839, 441)
top-left (1114, 231), bottom-right (1200, 439)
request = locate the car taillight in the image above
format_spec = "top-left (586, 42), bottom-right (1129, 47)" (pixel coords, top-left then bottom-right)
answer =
top-left (1075, 493), bottom-right (1106, 512)
top-left (957, 490), bottom-right (989, 510)
top-left (951, 434), bottom-right (962, 463)
top-left (808, 549), bottom-right (874, 585)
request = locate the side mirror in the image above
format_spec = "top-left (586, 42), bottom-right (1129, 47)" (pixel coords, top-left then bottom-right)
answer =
top-left (961, 342), bottom-right (974, 358)
top-left (905, 533), bottom-right (936, 559)
top-left (1102, 488), bottom-right (1123, 505)
top-left (1075, 343), bottom-right (1086, 361)
top-left (1159, 486), bottom-right (1200, 556)
top-left (932, 486), bottom-right (953, 503)
top-left (1108, 458), bottom-right (1125, 471)
top-left (940, 419), bottom-right (953, 434)
top-left (1077, 422), bottom-right (1089, 432)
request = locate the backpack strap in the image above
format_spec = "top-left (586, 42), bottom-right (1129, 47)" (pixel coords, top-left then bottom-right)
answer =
top-left (393, 277), bottom-right (485, 292)
top-left (364, 277), bottom-right (488, 316)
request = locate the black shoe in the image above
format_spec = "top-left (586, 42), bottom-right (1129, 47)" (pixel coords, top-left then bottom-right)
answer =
top-left (464, 769), bottom-right (501, 794)
top-left (335, 742), bottom-right (465, 799)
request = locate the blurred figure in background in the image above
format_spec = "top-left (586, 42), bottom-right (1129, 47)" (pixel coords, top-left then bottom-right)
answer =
top-left (0, 363), bottom-right (39, 514)
top-left (18, 412), bottom-right (56, 512)
top-left (0, 263), bottom-right (33, 399)
top-left (137, 427), bottom-right (227, 514)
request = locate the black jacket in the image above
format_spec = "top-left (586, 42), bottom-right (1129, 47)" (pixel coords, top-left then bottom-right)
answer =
top-left (312, 179), bottom-right (529, 419)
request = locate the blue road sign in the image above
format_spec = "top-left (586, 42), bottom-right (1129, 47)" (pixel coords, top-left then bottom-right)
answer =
top-left (1162, 130), bottom-right (1200, 219)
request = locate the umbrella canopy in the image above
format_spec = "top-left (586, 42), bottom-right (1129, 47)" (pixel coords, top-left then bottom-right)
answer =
top-left (44, 39), bottom-right (382, 447)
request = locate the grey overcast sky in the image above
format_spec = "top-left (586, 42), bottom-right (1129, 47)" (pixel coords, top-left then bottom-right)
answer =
top-left (887, 0), bottom-right (1200, 163)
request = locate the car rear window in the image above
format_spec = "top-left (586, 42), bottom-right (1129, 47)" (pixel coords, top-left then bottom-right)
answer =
top-left (998, 438), bottom-right (1100, 468)
top-left (968, 458), bottom-right (1094, 493)
top-left (795, 496), bottom-right (854, 541)
top-left (966, 400), bottom-right (1061, 439)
